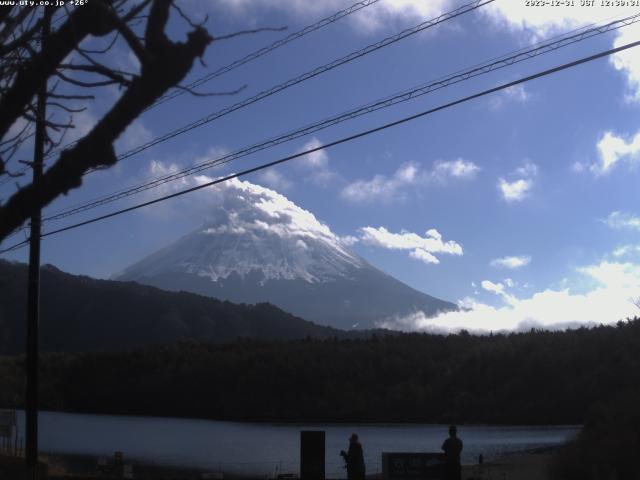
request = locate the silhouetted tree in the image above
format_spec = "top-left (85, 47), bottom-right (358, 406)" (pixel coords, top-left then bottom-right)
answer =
top-left (0, 1), bottom-right (239, 242)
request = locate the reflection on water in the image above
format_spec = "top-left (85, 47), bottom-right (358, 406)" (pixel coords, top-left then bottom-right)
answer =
top-left (18, 411), bottom-right (579, 477)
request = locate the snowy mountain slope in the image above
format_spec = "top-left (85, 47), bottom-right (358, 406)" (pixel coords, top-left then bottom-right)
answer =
top-left (117, 178), bottom-right (456, 330)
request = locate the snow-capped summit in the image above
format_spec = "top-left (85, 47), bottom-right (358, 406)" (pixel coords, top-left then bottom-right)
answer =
top-left (117, 178), bottom-right (455, 330)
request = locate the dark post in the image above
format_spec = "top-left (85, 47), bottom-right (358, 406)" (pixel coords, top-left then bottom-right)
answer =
top-left (300, 431), bottom-right (325, 480)
top-left (26, 9), bottom-right (50, 480)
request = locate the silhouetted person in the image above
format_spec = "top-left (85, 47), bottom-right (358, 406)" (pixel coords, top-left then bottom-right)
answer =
top-left (341, 433), bottom-right (365, 480)
top-left (441, 425), bottom-right (463, 480)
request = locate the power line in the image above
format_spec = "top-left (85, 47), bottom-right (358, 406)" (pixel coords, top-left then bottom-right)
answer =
top-left (150, 0), bottom-right (382, 110)
top-left (40, 0), bottom-right (382, 162)
top-left (2, 38), bottom-right (639, 255)
top-left (39, 13), bottom-right (640, 224)
top-left (95, 0), bottom-right (495, 163)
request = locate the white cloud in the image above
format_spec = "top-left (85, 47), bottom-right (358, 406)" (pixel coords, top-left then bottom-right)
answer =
top-left (481, 279), bottom-right (517, 305)
top-left (379, 260), bottom-right (640, 332)
top-left (258, 168), bottom-right (292, 191)
top-left (298, 137), bottom-right (329, 168)
top-left (115, 121), bottom-right (153, 152)
top-left (359, 226), bottom-right (462, 264)
top-left (481, 279), bottom-right (504, 295)
top-left (498, 178), bottom-right (533, 202)
top-left (604, 211), bottom-right (640, 231)
top-left (295, 137), bottom-right (339, 187)
top-left (409, 249), bottom-right (439, 264)
top-left (191, 146), bottom-right (232, 170)
top-left (482, 2), bottom-right (637, 37)
top-left (571, 161), bottom-right (586, 173)
top-left (498, 161), bottom-right (537, 202)
top-left (213, 0), bottom-right (450, 33)
top-left (613, 244), bottom-right (640, 258)
top-left (505, 84), bottom-right (530, 102)
top-left (341, 162), bottom-right (419, 204)
top-left (339, 235), bottom-right (360, 246)
top-left (611, 22), bottom-right (640, 103)
top-left (482, 4), bottom-right (640, 99)
top-left (515, 162), bottom-right (538, 177)
top-left (489, 84), bottom-right (530, 110)
top-left (490, 255), bottom-right (531, 269)
top-left (431, 158), bottom-right (480, 181)
top-left (342, 159), bottom-right (479, 204)
top-left (593, 130), bottom-right (640, 174)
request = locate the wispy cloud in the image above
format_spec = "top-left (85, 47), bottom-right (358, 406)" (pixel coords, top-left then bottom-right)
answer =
top-left (115, 121), bottom-right (153, 152)
top-left (296, 137), bottom-right (339, 188)
top-left (342, 158), bottom-right (479, 204)
top-left (258, 169), bottom-right (292, 191)
top-left (604, 211), bottom-right (640, 231)
top-left (488, 84), bottom-right (530, 110)
top-left (490, 255), bottom-right (531, 269)
top-left (341, 162), bottom-right (418, 204)
top-left (612, 244), bottom-right (640, 258)
top-left (431, 158), bottom-right (480, 181)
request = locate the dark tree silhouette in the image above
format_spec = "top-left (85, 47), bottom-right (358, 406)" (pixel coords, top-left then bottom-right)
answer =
top-left (0, 0), bottom-right (215, 243)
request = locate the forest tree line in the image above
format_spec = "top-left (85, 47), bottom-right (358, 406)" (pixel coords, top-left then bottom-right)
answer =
top-left (1, 318), bottom-right (640, 425)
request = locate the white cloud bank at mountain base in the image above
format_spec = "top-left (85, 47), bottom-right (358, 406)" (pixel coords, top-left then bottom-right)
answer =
top-left (380, 260), bottom-right (640, 332)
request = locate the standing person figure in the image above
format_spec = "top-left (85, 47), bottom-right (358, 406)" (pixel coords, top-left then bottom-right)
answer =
top-left (441, 425), bottom-right (463, 480)
top-left (340, 433), bottom-right (365, 480)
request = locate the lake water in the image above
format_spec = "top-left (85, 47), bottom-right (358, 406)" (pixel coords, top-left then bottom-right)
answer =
top-left (16, 411), bottom-right (579, 477)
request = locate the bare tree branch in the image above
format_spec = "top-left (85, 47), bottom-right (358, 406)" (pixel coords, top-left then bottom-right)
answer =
top-left (0, 1), bottom-right (116, 141)
top-left (58, 63), bottom-right (134, 87)
top-left (55, 70), bottom-right (122, 88)
top-left (0, 0), bottom-right (213, 242)
top-left (46, 102), bottom-right (87, 114)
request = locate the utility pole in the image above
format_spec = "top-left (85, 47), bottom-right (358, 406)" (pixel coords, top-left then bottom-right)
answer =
top-left (26, 9), bottom-right (50, 480)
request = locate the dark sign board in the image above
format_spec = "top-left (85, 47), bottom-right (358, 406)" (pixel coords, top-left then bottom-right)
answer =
top-left (300, 430), bottom-right (325, 480)
top-left (382, 452), bottom-right (445, 480)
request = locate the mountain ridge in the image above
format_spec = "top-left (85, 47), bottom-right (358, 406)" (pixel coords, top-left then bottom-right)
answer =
top-left (0, 259), bottom-right (372, 355)
top-left (117, 230), bottom-right (457, 332)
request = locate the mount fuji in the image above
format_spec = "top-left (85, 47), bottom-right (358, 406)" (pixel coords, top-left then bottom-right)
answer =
top-left (117, 178), bottom-right (456, 330)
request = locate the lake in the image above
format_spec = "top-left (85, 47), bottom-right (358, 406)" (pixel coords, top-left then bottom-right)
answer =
top-left (16, 411), bottom-right (579, 477)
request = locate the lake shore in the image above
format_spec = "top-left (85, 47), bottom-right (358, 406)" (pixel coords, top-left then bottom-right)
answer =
top-left (2, 446), bottom-right (561, 480)
top-left (460, 446), bottom-right (559, 480)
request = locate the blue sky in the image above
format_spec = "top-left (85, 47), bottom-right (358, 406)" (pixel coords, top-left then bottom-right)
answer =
top-left (2, 0), bottom-right (640, 331)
